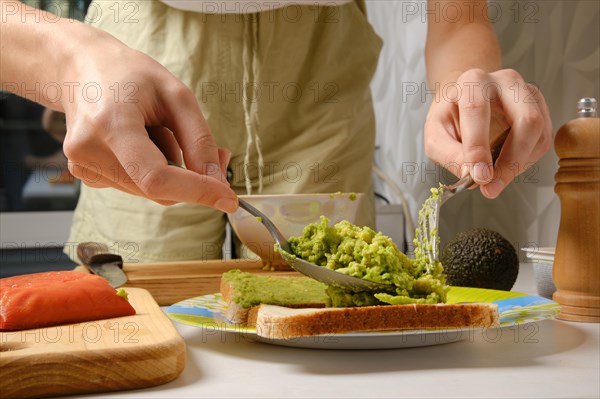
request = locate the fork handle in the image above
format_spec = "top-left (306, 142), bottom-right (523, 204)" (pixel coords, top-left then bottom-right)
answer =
top-left (450, 127), bottom-right (511, 192)
top-left (490, 127), bottom-right (511, 165)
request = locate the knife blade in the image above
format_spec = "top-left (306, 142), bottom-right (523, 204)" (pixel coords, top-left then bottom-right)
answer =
top-left (76, 242), bottom-right (128, 288)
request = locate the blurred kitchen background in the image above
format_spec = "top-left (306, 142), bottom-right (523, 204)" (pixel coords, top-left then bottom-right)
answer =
top-left (368, 0), bottom-right (599, 253)
top-left (1, 0), bottom-right (599, 275)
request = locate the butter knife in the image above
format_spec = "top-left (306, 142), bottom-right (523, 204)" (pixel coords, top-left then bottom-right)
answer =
top-left (76, 242), bottom-right (128, 288)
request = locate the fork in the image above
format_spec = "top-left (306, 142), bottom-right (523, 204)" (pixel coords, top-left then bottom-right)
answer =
top-left (420, 127), bottom-right (511, 267)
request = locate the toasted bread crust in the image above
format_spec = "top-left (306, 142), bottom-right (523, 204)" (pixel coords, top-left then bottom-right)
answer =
top-left (220, 276), bottom-right (234, 303)
top-left (220, 278), bottom-right (250, 324)
top-left (250, 303), bottom-right (500, 339)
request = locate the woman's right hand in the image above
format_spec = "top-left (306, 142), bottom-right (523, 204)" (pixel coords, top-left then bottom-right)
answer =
top-left (1, 1), bottom-right (238, 211)
top-left (58, 27), bottom-right (238, 211)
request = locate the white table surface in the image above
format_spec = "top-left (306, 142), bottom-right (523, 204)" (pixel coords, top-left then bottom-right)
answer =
top-left (72, 264), bottom-right (600, 399)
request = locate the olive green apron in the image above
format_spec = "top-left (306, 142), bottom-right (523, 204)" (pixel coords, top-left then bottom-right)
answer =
top-left (67, 0), bottom-right (383, 262)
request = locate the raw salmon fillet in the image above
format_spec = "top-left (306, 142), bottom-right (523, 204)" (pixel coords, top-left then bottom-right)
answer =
top-left (0, 271), bottom-right (136, 330)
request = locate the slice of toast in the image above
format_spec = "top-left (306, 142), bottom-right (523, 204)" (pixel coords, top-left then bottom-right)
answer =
top-left (220, 270), bottom-right (500, 338)
top-left (248, 302), bottom-right (500, 339)
top-left (220, 270), bottom-right (329, 324)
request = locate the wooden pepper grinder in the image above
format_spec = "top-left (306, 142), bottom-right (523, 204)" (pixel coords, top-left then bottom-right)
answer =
top-left (553, 97), bottom-right (600, 322)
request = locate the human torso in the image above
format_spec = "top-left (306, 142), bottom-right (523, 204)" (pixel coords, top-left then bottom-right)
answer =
top-left (160, 0), bottom-right (352, 13)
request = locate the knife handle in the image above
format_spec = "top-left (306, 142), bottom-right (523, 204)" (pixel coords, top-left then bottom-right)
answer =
top-left (77, 242), bottom-right (123, 267)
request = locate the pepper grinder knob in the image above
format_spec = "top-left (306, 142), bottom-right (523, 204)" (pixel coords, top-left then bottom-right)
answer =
top-left (553, 97), bottom-right (600, 322)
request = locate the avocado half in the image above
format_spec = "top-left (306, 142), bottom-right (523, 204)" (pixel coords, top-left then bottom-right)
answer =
top-left (441, 228), bottom-right (519, 291)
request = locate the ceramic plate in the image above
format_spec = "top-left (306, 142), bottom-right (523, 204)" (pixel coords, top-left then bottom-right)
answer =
top-left (166, 287), bottom-right (559, 350)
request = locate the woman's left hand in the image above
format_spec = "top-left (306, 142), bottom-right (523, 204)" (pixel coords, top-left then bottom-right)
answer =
top-left (423, 68), bottom-right (553, 198)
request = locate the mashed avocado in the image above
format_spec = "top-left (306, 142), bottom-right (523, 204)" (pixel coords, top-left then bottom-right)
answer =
top-left (222, 269), bottom-right (329, 308)
top-left (287, 214), bottom-right (449, 307)
top-left (116, 288), bottom-right (129, 301)
top-left (413, 185), bottom-right (444, 275)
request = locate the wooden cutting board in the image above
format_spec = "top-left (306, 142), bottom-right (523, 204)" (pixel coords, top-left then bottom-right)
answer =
top-left (74, 258), bottom-right (302, 306)
top-left (0, 288), bottom-right (185, 399)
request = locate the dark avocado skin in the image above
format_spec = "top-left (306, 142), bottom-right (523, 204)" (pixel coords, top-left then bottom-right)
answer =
top-left (441, 228), bottom-right (519, 291)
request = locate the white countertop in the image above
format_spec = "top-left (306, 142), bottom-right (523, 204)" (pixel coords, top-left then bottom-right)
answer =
top-left (73, 264), bottom-right (600, 399)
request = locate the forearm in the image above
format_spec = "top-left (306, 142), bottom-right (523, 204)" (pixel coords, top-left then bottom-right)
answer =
top-left (1, 1), bottom-right (86, 110)
top-left (425, 1), bottom-right (501, 88)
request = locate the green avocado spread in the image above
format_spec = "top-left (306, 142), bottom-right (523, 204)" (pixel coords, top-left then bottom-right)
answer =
top-left (413, 185), bottom-right (444, 275)
top-left (223, 269), bottom-right (329, 308)
top-left (116, 288), bottom-right (129, 301)
top-left (286, 189), bottom-right (449, 307)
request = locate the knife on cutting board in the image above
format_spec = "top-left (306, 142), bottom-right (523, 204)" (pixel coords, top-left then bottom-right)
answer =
top-left (76, 242), bottom-right (128, 288)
